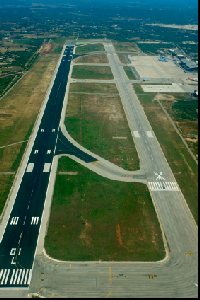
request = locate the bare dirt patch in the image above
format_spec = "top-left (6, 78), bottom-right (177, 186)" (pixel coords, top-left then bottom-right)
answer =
top-left (80, 220), bottom-right (92, 248)
top-left (39, 43), bottom-right (53, 54)
top-left (116, 224), bottom-right (123, 247)
top-left (154, 94), bottom-right (176, 101)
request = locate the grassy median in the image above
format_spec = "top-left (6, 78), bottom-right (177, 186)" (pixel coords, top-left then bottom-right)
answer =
top-left (65, 84), bottom-right (139, 171)
top-left (75, 43), bottom-right (105, 55)
top-left (45, 157), bottom-right (165, 261)
top-left (72, 65), bottom-right (114, 80)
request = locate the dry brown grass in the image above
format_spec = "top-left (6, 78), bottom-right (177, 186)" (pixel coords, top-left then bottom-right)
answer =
top-left (0, 40), bottom-right (64, 213)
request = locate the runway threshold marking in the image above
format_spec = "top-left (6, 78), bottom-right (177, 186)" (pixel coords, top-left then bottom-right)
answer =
top-left (26, 163), bottom-right (34, 173)
top-left (10, 217), bottom-right (19, 225)
top-left (31, 217), bottom-right (39, 225)
top-left (148, 181), bottom-right (180, 191)
top-left (0, 269), bottom-right (32, 286)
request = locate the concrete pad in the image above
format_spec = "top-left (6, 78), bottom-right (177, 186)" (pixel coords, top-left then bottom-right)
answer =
top-left (130, 55), bottom-right (187, 79)
top-left (141, 83), bottom-right (185, 93)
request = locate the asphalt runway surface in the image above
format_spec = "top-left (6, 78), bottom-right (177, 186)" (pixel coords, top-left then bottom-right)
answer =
top-left (0, 45), bottom-right (76, 288)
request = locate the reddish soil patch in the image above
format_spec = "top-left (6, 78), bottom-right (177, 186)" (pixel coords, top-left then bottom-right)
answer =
top-left (116, 224), bottom-right (123, 247)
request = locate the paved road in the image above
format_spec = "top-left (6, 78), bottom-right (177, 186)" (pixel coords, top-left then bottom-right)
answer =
top-left (0, 45), bottom-right (75, 288)
top-left (29, 42), bottom-right (198, 298)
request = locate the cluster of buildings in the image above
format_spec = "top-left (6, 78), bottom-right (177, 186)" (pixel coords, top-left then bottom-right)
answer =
top-left (169, 48), bottom-right (198, 72)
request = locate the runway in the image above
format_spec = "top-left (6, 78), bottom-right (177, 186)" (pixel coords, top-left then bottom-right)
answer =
top-left (0, 45), bottom-right (75, 288)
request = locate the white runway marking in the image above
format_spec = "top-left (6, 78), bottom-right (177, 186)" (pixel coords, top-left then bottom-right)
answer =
top-left (133, 131), bottom-right (140, 138)
top-left (146, 131), bottom-right (154, 138)
top-left (10, 217), bottom-right (19, 225)
top-left (26, 163), bottom-right (34, 173)
top-left (148, 181), bottom-right (180, 191)
top-left (0, 269), bottom-right (32, 286)
top-left (31, 216), bottom-right (39, 225)
top-left (43, 163), bottom-right (51, 173)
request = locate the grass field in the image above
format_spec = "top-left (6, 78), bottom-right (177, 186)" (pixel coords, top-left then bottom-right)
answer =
top-left (0, 175), bottom-right (14, 216)
top-left (0, 39), bottom-right (65, 214)
top-left (65, 86), bottom-right (139, 171)
top-left (134, 85), bottom-right (198, 222)
top-left (75, 43), bottom-right (105, 55)
top-left (45, 157), bottom-right (165, 261)
top-left (123, 66), bottom-right (137, 80)
top-left (75, 53), bottom-right (108, 64)
top-left (160, 96), bottom-right (198, 158)
top-left (0, 75), bottom-right (16, 97)
top-left (69, 82), bottom-right (118, 94)
top-left (71, 65), bottom-right (114, 80)
top-left (114, 42), bottom-right (140, 54)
